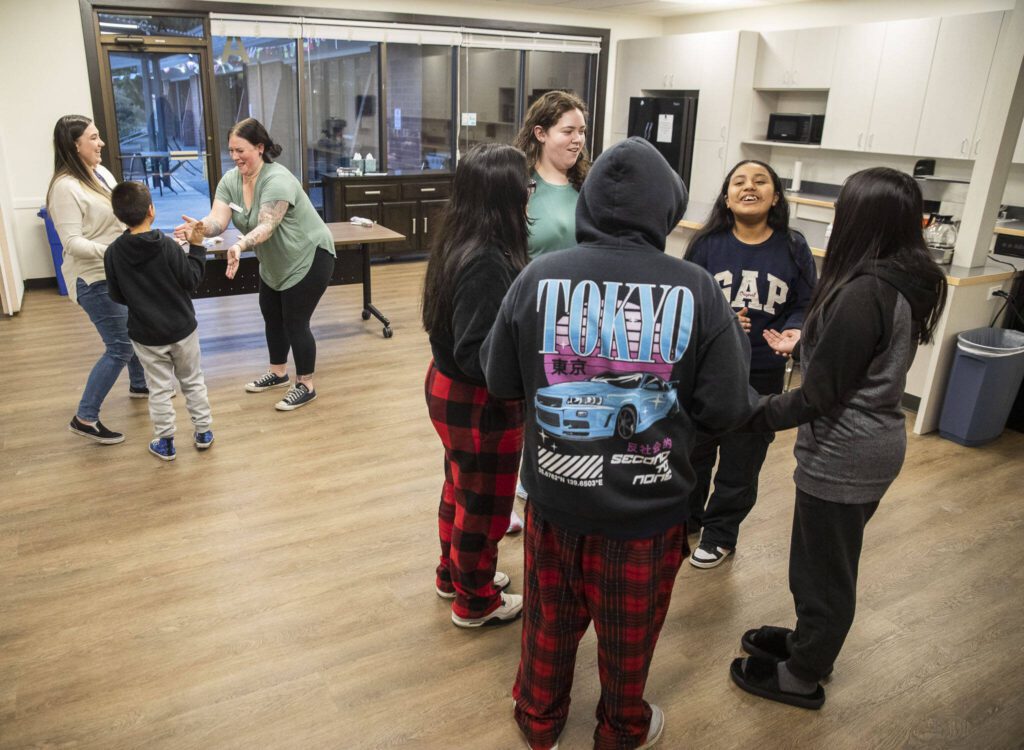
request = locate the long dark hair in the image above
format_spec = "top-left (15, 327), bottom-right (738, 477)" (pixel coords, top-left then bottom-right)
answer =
top-left (229, 118), bottom-right (283, 162)
top-left (47, 115), bottom-right (108, 206)
top-left (686, 159), bottom-right (791, 256)
top-left (512, 90), bottom-right (590, 191)
top-left (422, 143), bottom-right (531, 336)
top-left (807, 167), bottom-right (947, 345)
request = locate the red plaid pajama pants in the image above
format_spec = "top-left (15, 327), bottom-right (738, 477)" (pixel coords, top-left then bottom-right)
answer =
top-left (513, 507), bottom-right (687, 750)
top-left (425, 361), bottom-right (524, 619)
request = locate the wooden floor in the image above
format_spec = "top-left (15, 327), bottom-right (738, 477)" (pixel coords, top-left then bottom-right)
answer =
top-left (1, 261), bottom-right (1023, 749)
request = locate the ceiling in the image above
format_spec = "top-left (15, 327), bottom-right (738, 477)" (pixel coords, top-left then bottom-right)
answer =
top-left (491, 0), bottom-right (816, 18)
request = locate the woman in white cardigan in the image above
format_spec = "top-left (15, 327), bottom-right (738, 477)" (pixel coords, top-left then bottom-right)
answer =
top-left (47, 115), bottom-right (147, 444)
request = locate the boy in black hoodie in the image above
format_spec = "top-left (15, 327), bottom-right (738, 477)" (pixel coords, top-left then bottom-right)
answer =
top-left (105, 181), bottom-right (212, 461)
top-left (481, 138), bottom-right (756, 750)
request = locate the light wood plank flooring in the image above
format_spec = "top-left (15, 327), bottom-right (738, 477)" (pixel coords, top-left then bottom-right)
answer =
top-left (1, 261), bottom-right (1022, 749)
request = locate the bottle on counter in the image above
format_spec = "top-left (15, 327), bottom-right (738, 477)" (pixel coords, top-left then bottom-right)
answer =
top-left (352, 152), bottom-right (364, 175)
top-left (364, 153), bottom-right (376, 173)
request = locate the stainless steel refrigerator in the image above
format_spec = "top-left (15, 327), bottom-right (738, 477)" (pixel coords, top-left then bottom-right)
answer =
top-left (627, 95), bottom-right (699, 190)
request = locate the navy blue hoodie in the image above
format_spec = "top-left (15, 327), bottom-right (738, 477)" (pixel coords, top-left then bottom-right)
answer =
top-left (480, 138), bottom-right (756, 539)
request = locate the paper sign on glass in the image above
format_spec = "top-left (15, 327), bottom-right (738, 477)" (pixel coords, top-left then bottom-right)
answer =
top-left (461, 112), bottom-right (478, 126)
top-left (657, 115), bottom-right (674, 144)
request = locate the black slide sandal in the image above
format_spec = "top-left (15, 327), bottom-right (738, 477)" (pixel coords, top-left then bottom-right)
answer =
top-left (729, 656), bottom-right (825, 710)
top-left (741, 625), bottom-right (793, 661)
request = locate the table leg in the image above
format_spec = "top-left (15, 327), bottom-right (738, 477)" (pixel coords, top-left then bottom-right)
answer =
top-left (359, 243), bottom-right (392, 338)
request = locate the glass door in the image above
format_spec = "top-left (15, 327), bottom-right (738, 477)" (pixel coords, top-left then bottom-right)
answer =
top-left (103, 47), bottom-right (214, 229)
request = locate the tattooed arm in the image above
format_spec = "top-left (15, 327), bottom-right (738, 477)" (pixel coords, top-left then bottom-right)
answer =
top-left (174, 200), bottom-right (233, 241)
top-left (225, 200), bottom-right (289, 280)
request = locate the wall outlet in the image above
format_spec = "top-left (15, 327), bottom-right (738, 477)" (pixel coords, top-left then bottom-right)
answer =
top-left (987, 285), bottom-right (1003, 301)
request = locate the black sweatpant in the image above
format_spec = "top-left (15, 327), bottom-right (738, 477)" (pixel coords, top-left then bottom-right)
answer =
top-left (688, 367), bottom-right (784, 548)
top-left (786, 488), bottom-right (879, 682)
top-left (258, 248), bottom-right (334, 376)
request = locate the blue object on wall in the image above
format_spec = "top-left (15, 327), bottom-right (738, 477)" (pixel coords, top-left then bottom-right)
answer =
top-left (37, 206), bottom-right (68, 295)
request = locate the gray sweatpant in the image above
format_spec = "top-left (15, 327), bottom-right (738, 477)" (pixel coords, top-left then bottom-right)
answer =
top-left (132, 330), bottom-right (212, 439)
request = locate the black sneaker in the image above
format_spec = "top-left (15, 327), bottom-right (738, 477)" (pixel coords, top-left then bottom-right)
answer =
top-left (246, 372), bottom-right (290, 393)
top-left (275, 383), bottom-right (317, 411)
top-left (69, 416), bottom-right (125, 445)
top-left (129, 386), bottom-right (150, 399)
top-left (689, 541), bottom-right (733, 569)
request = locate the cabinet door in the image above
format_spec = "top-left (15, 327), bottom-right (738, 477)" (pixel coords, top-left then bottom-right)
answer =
top-left (791, 27), bottom-right (838, 89)
top-left (380, 201), bottom-right (417, 255)
top-left (343, 202), bottom-right (381, 225)
top-left (867, 18), bottom-right (939, 155)
top-left (419, 199), bottom-right (449, 252)
top-left (696, 32), bottom-right (738, 141)
top-left (915, 12), bottom-right (1003, 159)
top-left (754, 30), bottom-right (795, 89)
top-left (821, 23), bottom-right (885, 151)
top-left (612, 39), bottom-right (644, 134)
top-left (664, 33), bottom-right (705, 90)
top-left (688, 139), bottom-right (727, 205)
top-left (621, 37), bottom-right (673, 90)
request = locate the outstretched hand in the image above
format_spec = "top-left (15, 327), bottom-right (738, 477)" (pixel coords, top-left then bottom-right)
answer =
top-left (737, 306), bottom-right (752, 332)
top-left (186, 220), bottom-right (206, 246)
top-left (174, 214), bottom-right (201, 242)
top-left (225, 245), bottom-right (241, 280)
top-left (763, 328), bottom-right (801, 357)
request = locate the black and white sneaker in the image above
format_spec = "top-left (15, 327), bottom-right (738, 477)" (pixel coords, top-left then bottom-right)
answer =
top-left (245, 372), bottom-right (290, 393)
top-left (129, 386), bottom-right (150, 399)
top-left (689, 541), bottom-right (733, 569)
top-left (69, 416), bottom-right (125, 444)
top-left (275, 383), bottom-right (317, 411)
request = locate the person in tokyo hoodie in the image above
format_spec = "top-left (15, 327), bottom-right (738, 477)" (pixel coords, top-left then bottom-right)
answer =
top-left (481, 137), bottom-right (756, 750)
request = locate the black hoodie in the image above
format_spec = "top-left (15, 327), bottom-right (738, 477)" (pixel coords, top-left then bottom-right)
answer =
top-left (749, 262), bottom-right (939, 504)
top-left (104, 229), bottom-right (206, 346)
top-left (481, 138), bottom-right (756, 539)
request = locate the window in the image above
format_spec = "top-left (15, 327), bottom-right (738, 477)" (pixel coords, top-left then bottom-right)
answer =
top-left (212, 35), bottom-right (301, 180)
top-left (526, 50), bottom-right (597, 147)
top-left (387, 44), bottom-right (454, 173)
top-left (98, 12), bottom-right (204, 38)
top-left (459, 48), bottom-right (521, 156)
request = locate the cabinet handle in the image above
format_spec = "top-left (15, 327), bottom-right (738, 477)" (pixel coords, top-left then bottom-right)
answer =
top-left (868, 134), bottom-right (874, 149)
top-left (365, 190), bottom-right (381, 195)
top-left (792, 70), bottom-right (798, 85)
top-left (424, 217), bottom-right (429, 233)
top-left (412, 218), bottom-right (417, 235)
top-left (973, 139), bottom-right (981, 156)
top-left (960, 139), bottom-right (968, 156)
top-left (718, 146), bottom-right (724, 159)
top-left (857, 133), bottom-right (863, 148)
top-left (420, 187), bottom-right (436, 193)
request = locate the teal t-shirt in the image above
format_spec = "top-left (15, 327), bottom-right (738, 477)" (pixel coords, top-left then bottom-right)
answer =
top-left (215, 162), bottom-right (335, 291)
top-left (527, 171), bottom-right (579, 259)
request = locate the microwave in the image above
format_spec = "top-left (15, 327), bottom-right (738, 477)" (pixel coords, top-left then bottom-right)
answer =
top-left (767, 113), bottom-right (825, 144)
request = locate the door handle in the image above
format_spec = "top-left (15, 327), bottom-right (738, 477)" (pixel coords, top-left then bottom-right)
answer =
top-left (412, 218), bottom-right (417, 235)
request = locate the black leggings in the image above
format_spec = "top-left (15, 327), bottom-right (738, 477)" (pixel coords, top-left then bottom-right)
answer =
top-left (259, 248), bottom-right (334, 376)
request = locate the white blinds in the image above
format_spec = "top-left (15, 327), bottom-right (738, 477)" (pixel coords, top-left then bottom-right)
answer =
top-left (208, 13), bottom-right (601, 53)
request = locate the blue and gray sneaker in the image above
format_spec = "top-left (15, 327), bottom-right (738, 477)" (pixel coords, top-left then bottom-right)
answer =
top-left (275, 383), bottom-right (317, 411)
top-left (246, 372), bottom-right (290, 393)
top-left (194, 430), bottom-right (214, 450)
top-left (149, 437), bottom-right (176, 461)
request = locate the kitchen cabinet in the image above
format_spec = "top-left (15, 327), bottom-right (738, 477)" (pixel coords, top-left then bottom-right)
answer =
top-left (915, 12), bottom-right (1004, 160)
top-left (821, 19), bottom-right (938, 155)
top-left (753, 27), bottom-right (838, 89)
top-left (322, 174), bottom-right (452, 258)
top-left (688, 139), bottom-right (728, 204)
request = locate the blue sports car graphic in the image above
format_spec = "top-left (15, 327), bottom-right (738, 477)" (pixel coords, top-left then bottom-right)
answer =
top-left (535, 372), bottom-right (679, 440)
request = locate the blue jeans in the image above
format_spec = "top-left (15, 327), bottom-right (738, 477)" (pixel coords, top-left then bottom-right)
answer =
top-left (75, 278), bottom-right (147, 422)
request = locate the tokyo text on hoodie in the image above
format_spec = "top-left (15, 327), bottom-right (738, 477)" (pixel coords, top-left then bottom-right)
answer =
top-left (481, 138), bottom-right (757, 539)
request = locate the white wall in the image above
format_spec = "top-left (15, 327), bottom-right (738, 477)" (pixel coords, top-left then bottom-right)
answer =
top-left (0, 0), bottom-right (660, 284)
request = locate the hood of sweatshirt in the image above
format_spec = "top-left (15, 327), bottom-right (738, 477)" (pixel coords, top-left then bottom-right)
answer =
top-left (870, 260), bottom-right (939, 323)
top-left (575, 137), bottom-right (688, 252)
top-left (117, 229), bottom-right (169, 268)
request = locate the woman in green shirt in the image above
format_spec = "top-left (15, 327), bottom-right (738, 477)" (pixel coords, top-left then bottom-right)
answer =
top-left (513, 91), bottom-right (591, 259)
top-left (177, 119), bottom-right (335, 412)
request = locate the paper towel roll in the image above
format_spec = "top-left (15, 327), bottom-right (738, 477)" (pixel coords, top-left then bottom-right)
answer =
top-left (792, 160), bottom-right (803, 192)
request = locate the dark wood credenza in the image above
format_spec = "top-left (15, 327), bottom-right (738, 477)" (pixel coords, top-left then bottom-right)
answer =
top-left (321, 172), bottom-right (452, 259)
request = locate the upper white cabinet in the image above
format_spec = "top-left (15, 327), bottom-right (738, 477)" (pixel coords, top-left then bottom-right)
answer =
top-left (754, 27), bottom-right (838, 89)
top-left (821, 19), bottom-right (939, 155)
top-left (915, 12), bottom-right (1004, 160)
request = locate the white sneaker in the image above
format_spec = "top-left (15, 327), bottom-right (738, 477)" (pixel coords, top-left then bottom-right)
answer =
top-left (638, 704), bottom-right (664, 749)
top-left (435, 571), bottom-right (510, 599)
top-left (451, 592), bottom-right (523, 628)
top-left (515, 481), bottom-right (529, 501)
top-left (507, 509), bottom-right (524, 535)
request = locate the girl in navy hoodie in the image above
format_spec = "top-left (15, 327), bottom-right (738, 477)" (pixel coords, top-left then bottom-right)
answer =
top-left (422, 144), bottom-right (532, 629)
top-left (685, 160), bottom-right (817, 568)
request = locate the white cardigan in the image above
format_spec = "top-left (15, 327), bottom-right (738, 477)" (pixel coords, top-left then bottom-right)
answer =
top-left (47, 166), bottom-right (122, 301)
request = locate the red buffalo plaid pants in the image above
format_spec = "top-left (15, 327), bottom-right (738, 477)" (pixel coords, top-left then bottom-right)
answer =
top-left (513, 507), bottom-right (687, 750)
top-left (425, 361), bottom-right (524, 619)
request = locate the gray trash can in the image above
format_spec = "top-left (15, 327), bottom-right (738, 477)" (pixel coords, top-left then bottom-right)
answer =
top-left (939, 327), bottom-right (1024, 446)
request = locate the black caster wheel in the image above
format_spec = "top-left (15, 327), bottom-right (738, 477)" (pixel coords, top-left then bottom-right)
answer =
top-left (383, 327), bottom-right (394, 338)
top-left (361, 310), bottom-right (371, 320)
